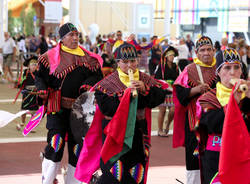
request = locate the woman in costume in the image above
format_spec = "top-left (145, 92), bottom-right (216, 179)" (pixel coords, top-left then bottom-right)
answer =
top-left (196, 48), bottom-right (250, 184)
top-left (154, 46), bottom-right (179, 136)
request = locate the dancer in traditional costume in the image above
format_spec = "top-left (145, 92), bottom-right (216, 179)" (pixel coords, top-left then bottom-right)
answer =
top-left (173, 36), bottom-right (217, 184)
top-left (35, 23), bottom-right (103, 184)
top-left (75, 42), bottom-right (168, 184)
top-left (16, 56), bottom-right (40, 131)
top-left (154, 46), bottom-right (179, 136)
top-left (196, 48), bottom-right (250, 184)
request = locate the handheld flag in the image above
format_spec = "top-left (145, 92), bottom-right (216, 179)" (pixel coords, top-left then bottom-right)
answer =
top-left (0, 110), bottom-right (28, 128)
top-left (101, 88), bottom-right (137, 164)
top-left (23, 105), bottom-right (46, 136)
top-left (219, 92), bottom-right (250, 184)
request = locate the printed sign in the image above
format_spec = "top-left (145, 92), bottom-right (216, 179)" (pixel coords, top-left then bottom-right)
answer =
top-left (44, 0), bottom-right (62, 23)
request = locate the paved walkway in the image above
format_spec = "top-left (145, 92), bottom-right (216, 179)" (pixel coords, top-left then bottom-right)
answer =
top-left (0, 136), bottom-right (186, 184)
top-left (0, 82), bottom-right (186, 183)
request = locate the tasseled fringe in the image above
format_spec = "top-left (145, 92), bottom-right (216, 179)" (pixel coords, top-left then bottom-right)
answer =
top-left (96, 85), bottom-right (124, 97)
top-left (39, 56), bottom-right (100, 79)
top-left (140, 74), bottom-right (162, 89)
top-left (83, 61), bottom-right (100, 72)
top-left (47, 89), bottom-right (61, 113)
top-left (54, 65), bottom-right (77, 79)
top-left (52, 61), bottom-right (100, 79)
top-left (188, 110), bottom-right (196, 130)
top-left (95, 82), bottom-right (153, 97)
top-left (188, 75), bottom-right (217, 88)
top-left (38, 57), bottom-right (49, 68)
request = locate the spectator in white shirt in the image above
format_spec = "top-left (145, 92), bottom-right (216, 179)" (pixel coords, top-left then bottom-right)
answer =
top-left (0, 32), bottom-right (16, 82)
top-left (175, 38), bottom-right (190, 71)
top-left (17, 35), bottom-right (27, 54)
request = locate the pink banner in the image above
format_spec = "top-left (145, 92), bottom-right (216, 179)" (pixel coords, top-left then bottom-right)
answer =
top-left (23, 105), bottom-right (46, 136)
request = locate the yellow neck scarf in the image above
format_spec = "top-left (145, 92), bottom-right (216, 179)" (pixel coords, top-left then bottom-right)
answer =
top-left (117, 68), bottom-right (139, 87)
top-left (193, 57), bottom-right (216, 67)
top-left (216, 82), bottom-right (232, 106)
top-left (61, 45), bottom-right (85, 56)
top-left (216, 82), bottom-right (245, 106)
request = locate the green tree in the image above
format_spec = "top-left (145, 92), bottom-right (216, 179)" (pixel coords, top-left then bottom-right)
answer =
top-left (24, 4), bottom-right (36, 36)
top-left (8, 10), bottom-right (15, 36)
top-left (19, 7), bottom-right (26, 33)
top-left (8, 4), bottom-right (37, 36)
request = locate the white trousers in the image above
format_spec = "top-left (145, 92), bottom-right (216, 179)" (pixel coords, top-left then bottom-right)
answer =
top-left (186, 170), bottom-right (201, 184)
top-left (42, 158), bottom-right (81, 184)
top-left (65, 164), bottom-right (82, 184)
top-left (42, 158), bottom-right (60, 184)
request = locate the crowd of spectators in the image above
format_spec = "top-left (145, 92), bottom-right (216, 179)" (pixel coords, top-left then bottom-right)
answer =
top-left (1, 30), bottom-right (250, 89)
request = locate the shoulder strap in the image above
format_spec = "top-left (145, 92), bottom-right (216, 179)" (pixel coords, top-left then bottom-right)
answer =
top-left (195, 64), bottom-right (204, 84)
